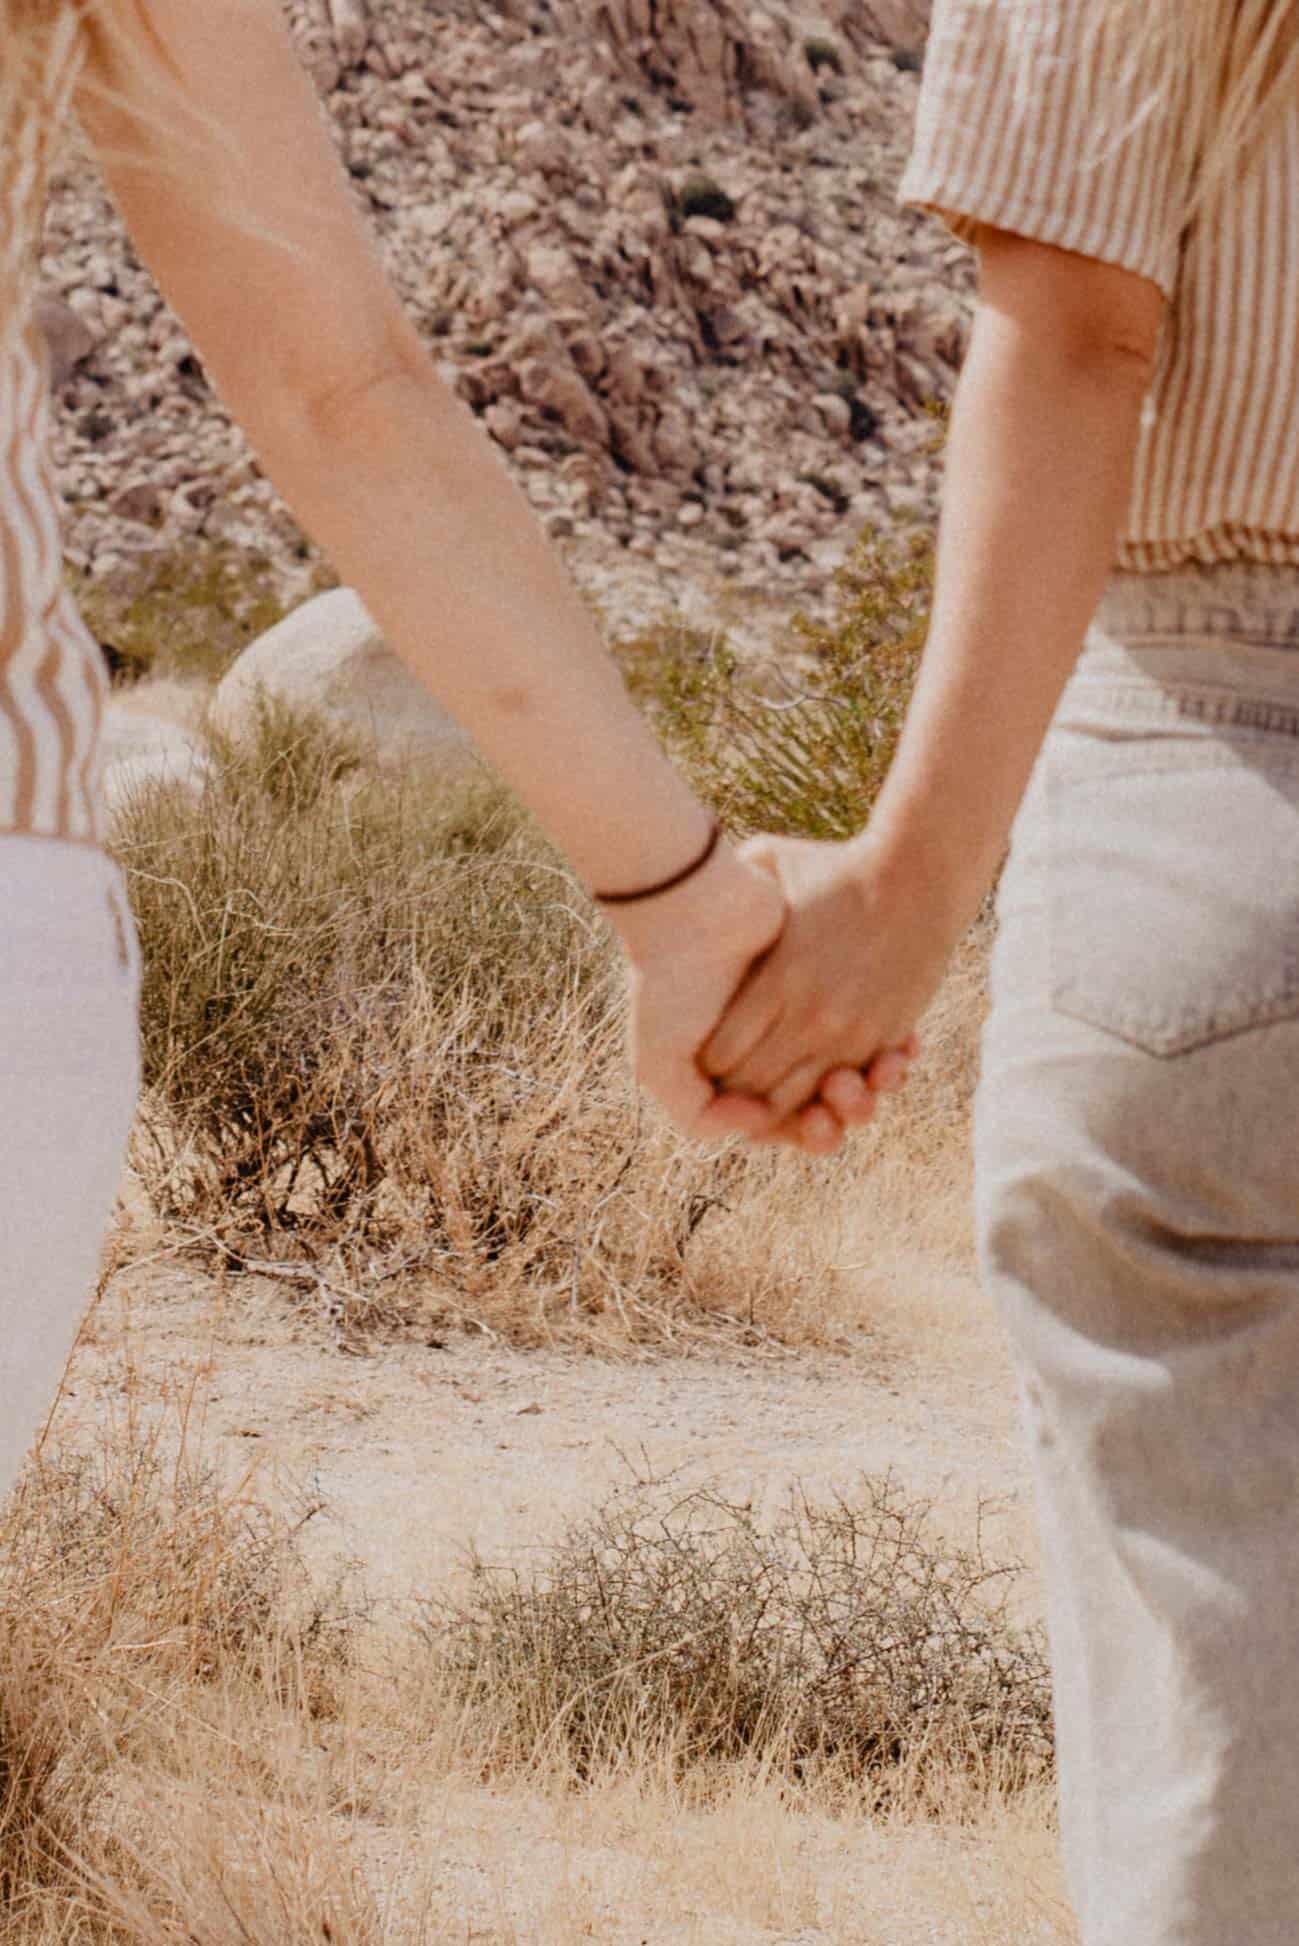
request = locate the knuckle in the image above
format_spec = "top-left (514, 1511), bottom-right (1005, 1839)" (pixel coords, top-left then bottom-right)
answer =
top-left (809, 997), bottom-right (848, 1039)
top-left (699, 1036), bottom-right (731, 1078)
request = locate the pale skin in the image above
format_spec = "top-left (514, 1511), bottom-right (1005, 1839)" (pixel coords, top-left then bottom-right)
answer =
top-left (74, 0), bottom-right (1162, 1154)
top-left (698, 234), bottom-right (1167, 1150)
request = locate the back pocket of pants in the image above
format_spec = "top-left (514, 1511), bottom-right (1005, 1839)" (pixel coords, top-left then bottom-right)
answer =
top-left (1046, 735), bottom-right (1299, 1056)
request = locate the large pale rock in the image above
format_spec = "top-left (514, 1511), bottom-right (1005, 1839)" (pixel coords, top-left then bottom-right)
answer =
top-left (101, 703), bottom-right (214, 813)
top-left (209, 589), bottom-right (471, 770)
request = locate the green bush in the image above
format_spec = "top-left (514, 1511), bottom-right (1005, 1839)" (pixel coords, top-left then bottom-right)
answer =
top-left (615, 522), bottom-right (935, 840)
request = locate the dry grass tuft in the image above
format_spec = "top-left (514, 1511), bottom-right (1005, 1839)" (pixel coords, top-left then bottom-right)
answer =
top-left (0, 1404), bottom-right (370, 1941)
top-left (0, 1413), bottom-right (1057, 1942)
top-left (103, 518), bottom-right (990, 1356)
top-left (109, 693), bottom-right (926, 1354)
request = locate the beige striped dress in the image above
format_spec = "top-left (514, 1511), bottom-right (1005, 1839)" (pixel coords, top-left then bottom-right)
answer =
top-left (0, 12), bottom-right (110, 848)
top-left (899, 0), bottom-right (1299, 572)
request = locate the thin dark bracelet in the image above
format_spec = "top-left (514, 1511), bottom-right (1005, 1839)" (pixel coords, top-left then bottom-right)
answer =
top-left (593, 817), bottom-right (722, 906)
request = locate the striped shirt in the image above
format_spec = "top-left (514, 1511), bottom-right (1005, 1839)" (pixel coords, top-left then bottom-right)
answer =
top-left (0, 12), bottom-right (109, 846)
top-left (899, 0), bottom-right (1299, 572)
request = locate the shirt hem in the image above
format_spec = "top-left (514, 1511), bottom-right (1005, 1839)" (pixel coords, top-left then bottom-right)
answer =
top-left (0, 824), bottom-right (108, 853)
top-left (1116, 533), bottom-right (1299, 574)
top-left (898, 172), bottom-right (1180, 303)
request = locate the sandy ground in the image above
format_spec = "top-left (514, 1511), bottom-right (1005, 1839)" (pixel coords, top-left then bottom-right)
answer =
top-left (60, 1240), bottom-right (1043, 1638)
top-left (35, 1191), bottom-right (1069, 1945)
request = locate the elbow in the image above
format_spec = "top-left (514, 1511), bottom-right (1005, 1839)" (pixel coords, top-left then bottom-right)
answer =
top-left (297, 303), bottom-right (437, 446)
top-left (974, 228), bottom-right (1165, 396)
top-left (1065, 321), bottom-right (1161, 394)
top-left (976, 299), bottom-right (1161, 403)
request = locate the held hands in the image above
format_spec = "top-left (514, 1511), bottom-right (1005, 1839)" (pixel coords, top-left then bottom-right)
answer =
top-left (694, 831), bottom-right (954, 1150)
top-left (620, 831), bottom-right (958, 1153)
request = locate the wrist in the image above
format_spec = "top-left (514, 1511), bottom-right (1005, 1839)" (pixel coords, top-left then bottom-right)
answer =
top-left (844, 816), bottom-right (992, 941)
top-left (593, 816), bottom-right (721, 908)
top-left (607, 837), bottom-right (784, 969)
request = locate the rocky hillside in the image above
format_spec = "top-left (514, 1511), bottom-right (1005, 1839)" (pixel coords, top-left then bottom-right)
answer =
top-left (40, 0), bottom-right (970, 642)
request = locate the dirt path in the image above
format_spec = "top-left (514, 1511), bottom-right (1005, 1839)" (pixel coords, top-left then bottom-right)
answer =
top-left (37, 1228), bottom-right (1070, 1944)
top-left (59, 1243), bottom-right (1044, 1637)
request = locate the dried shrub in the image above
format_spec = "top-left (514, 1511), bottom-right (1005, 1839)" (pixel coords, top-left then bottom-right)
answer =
top-left (418, 1468), bottom-right (1053, 1815)
top-left (110, 698), bottom-right (835, 1347)
top-left (0, 1423), bottom-right (365, 1939)
top-left (105, 519), bottom-right (985, 1350)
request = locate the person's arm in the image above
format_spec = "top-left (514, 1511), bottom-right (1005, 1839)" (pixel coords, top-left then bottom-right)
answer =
top-left (698, 229), bottom-right (1165, 1136)
top-left (72, 0), bottom-right (819, 1138)
top-left (73, 0), bottom-right (720, 903)
top-left (866, 228), bottom-right (1164, 929)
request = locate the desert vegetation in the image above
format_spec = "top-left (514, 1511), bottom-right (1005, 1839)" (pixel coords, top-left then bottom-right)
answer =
top-left (0, 1404), bottom-right (1053, 1941)
top-left (622, 522), bottom-right (937, 842)
top-left (0, 1408), bottom-right (369, 1942)
top-left (0, 524), bottom-right (1066, 1941)
top-left (422, 1466), bottom-right (1052, 1814)
top-left (106, 521), bottom-right (983, 1355)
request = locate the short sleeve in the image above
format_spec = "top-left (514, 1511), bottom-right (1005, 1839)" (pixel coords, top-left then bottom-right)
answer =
top-left (898, 0), bottom-right (1195, 301)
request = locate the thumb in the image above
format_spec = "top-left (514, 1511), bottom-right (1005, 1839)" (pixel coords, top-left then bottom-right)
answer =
top-left (638, 1043), bottom-right (777, 1147)
top-left (735, 833), bottom-right (784, 885)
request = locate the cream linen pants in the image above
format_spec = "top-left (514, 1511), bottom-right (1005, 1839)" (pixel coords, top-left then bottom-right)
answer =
top-left (0, 839), bottom-right (140, 1508)
top-left (975, 560), bottom-right (1299, 1946)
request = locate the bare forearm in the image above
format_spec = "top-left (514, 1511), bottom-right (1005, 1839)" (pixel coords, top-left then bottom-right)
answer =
top-left (858, 305), bottom-right (1152, 930)
top-left (254, 365), bottom-right (710, 897)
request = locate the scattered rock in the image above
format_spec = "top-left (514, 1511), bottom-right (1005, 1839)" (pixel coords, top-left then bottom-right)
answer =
top-left (677, 172), bottom-right (737, 223)
top-left (41, 0), bottom-right (958, 626)
top-left (108, 480), bottom-right (166, 526)
top-left (517, 356), bottom-right (611, 449)
top-left (326, 0), bottom-right (369, 65)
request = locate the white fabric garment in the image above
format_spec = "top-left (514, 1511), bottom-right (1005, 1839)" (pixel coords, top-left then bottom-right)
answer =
top-left (0, 838), bottom-right (139, 1505)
